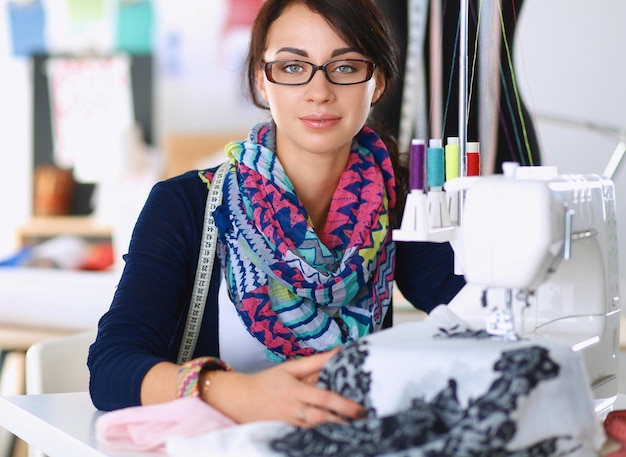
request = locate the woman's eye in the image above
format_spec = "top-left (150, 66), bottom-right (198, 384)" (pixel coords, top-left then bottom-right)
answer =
top-left (282, 63), bottom-right (304, 74)
top-left (334, 64), bottom-right (356, 74)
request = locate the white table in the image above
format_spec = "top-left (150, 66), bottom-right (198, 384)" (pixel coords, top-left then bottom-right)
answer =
top-left (2, 391), bottom-right (624, 457)
top-left (0, 392), bottom-right (157, 457)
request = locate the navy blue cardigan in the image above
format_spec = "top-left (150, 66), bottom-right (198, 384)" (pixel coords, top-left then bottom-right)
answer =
top-left (87, 169), bottom-right (465, 411)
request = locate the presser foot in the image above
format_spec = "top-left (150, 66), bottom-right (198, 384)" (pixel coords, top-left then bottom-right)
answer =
top-left (485, 310), bottom-right (521, 341)
top-left (484, 288), bottom-right (523, 341)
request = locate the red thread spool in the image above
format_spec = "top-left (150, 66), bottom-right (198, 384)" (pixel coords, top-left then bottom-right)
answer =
top-left (466, 142), bottom-right (480, 176)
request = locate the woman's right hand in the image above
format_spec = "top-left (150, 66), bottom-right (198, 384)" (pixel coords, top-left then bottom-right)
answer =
top-left (201, 350), bottom-right (366, 427)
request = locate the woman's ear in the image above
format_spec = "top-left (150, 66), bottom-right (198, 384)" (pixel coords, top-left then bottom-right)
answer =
top-left (256, 67), bottom-right (269, 103)
top-left (372, 73), bottom-right (386, 105)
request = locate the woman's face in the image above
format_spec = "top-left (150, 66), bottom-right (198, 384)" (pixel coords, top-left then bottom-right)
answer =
top-left (256, 3), bottom-right (385, 161)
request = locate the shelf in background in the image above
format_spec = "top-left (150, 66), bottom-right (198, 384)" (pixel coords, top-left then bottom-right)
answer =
top-left (17, 216), bottom-right (112, 247)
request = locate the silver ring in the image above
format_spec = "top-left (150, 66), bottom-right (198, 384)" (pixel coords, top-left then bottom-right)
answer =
top-left (296, 404), bottom-right (308, 422)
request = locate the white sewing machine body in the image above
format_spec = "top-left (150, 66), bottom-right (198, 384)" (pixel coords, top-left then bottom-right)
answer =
top-left (394, 165), bottom-right (621, 413)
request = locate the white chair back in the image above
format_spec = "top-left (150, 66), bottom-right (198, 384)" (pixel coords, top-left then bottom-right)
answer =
top-left (25, 329), bottom-right (96, 395)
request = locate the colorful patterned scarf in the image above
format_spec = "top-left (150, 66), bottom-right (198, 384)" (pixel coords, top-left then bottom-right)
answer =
top-left (207, 122), bottom-right (396, 361)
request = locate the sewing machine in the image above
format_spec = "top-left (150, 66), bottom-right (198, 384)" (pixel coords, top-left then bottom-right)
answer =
top-left (394, 163), bottom-right (621, 414)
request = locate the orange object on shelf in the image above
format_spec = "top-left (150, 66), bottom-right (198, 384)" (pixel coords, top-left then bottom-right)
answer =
top-left (33, 165), bottom-right (75, 216)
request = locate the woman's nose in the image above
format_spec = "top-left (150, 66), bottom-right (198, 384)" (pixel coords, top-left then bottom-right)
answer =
top-left (304, 69), bottom-right (334, 102)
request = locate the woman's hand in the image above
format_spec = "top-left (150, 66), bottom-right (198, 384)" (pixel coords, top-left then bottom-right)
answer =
top-left (201, 349), bottom-right (365, 427)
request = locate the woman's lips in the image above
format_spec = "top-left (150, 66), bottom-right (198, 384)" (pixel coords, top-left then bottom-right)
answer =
top-left (300, 116), bottom-right (340, 129)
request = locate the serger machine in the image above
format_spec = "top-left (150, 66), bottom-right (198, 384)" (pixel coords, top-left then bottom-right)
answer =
top-left (394, 162), bottom-right (621, 414)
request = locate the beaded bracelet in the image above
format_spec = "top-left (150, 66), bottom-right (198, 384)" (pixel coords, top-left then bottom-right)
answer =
top-left (176, 356), bottom-right (232, 399)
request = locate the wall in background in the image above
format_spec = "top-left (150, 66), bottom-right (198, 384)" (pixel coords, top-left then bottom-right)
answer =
top-left (0, 1), bottom-right (32, 258)
top-left (0, 0), bottom-right (265, 258)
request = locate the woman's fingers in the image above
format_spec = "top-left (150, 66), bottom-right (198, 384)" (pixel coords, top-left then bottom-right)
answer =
top-left (294, 403), bottom-right (353, 427)
top-left (297, 383), bottom-right (366, 424)
top-left (201, 349), bottom-right (365, 427)
top-left (279, 350), bottom-right (365, 424)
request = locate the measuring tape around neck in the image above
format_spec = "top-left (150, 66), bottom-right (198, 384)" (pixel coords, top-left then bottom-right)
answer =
top-left (177, 161), bottom-right (230, 364)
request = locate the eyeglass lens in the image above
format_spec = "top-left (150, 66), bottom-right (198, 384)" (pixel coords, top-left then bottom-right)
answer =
top-left (265, 59), bottom-right (374, 86)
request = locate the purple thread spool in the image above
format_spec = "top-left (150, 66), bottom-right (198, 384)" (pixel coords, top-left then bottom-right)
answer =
top-left (409, 139), bottom-right (426, 191)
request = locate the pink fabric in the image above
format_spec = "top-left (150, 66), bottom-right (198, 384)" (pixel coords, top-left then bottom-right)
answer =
top-left (95, 397), bottom-right (237, 453)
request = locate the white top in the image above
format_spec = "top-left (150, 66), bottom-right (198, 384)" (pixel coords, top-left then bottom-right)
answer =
top-left (218, 277), bottom-right (280, 373)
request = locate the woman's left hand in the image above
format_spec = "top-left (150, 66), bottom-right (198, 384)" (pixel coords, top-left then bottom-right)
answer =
top-left (201, 349), bottom-right (365, 427)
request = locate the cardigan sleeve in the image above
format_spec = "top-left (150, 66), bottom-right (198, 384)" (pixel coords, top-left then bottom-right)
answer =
top-left (87, 171), bottom-right (214, 411)
top-left (394, 241), bottom-right (465, 314)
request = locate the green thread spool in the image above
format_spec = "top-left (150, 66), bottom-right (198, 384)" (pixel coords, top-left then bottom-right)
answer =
top-left (427, 139), bottom-right (445, 188)
top-left (445, 137), bottom-right (460, 180)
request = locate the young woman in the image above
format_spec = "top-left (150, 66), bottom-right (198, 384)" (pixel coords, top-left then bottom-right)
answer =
top-left (88, 0), bottom-right (464, 428)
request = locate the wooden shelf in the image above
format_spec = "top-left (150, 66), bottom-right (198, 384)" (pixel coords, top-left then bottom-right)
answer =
top-left (17, 216), bottom-right (112, 246)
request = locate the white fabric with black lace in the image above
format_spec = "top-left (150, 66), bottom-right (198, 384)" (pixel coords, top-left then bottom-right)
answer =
top-left (167, 305), bottom-right (605, 457)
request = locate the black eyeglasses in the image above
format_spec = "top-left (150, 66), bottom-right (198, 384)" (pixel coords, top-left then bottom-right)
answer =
top-left (263, 59), bottom-right (376, 86)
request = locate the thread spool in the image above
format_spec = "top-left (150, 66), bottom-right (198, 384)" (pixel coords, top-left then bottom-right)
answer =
top-left (445, 138), bottom-right (460, 225)
top-left (427, 139), bottom-right (445, 188)
top-left (445, 137), bottom-right (460, 180)
top-left (409, 139), bottom-right (426, 191)
top-left (467, 141), bottom-right (481, 176)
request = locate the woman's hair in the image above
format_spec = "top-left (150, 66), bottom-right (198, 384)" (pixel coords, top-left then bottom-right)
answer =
top-left (245, 0), bottom-right (408, 227)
